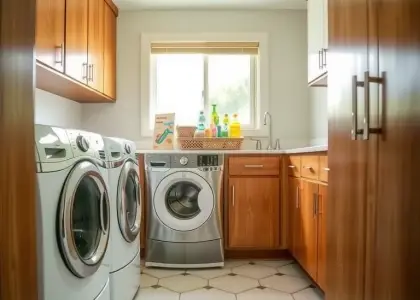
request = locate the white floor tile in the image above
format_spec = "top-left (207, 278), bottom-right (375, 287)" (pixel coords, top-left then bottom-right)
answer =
top-left (260, 275), bottom-right (311, 293)
top-left (143, 267), bottom-right (185, 278)
top-left (140, 274), bottom-right (158, 288)
top-left (180, 288), bottom-right (236, 300)
top-left (255, 260), bottom-right (294, 268)
top-left (187, 268), bottom-right (231, 279)
top-left (159, 275), bottom-right (207, 293)
top-left (209, 275), bottom-right (259, 293)
top-left (233, 264), bottom-right (277, 279)
top-left (135, 287), bottom-right (179, 300)
top-left (277, 263), bottom-right (308, 278)
top-left (237, 288), bottom-right (294, 300)
top-left (293, 288), bottom-right (324, 300)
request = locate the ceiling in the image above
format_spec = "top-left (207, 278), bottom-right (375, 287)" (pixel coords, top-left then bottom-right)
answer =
top-left (114, 0), bottom-right (307, 11)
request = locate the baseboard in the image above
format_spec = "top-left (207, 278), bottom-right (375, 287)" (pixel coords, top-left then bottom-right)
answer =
top-left (224, 249), bottom-right (292, 260)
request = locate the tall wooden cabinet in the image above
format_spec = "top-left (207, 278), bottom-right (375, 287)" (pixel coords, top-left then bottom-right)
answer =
top-left (36, 0), bottom-right (65, 72)
top-left (328, 0), bottom-right (420, 299)
top-left (103, 1), bottom-right (117, 99)
top-left (88, 0), bottom-right (105, 92)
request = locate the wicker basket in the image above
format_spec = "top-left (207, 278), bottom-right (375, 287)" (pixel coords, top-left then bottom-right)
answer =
top-left (176, 126), bottom-right (196, 137)
top-left (177, 137), bottom-right (244, 150)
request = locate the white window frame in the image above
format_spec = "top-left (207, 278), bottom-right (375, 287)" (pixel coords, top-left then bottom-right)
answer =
top-left (140, 33), bottom-right (269, 137)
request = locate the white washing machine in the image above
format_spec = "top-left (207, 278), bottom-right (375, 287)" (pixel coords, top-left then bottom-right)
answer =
top-left (103, 137), bottom-right (141, 300)
top-left (36, 125), bottom-right (111, 300)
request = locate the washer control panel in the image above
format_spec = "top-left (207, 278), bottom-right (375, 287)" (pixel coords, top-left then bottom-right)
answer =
top-left (146, 154), bottom-right (224, 170)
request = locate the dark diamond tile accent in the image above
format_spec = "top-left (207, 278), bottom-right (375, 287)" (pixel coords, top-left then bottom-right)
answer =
top-left (204, 286), bottom-right (213, 290)
top-left (249, 262), bottom-right (256, 265)
top-left (183, 273), bottom-right (190, 276)
top-left (257, 286), bottom-right (266, 290)
top-left (228, 273), bottom-right (237, 276)
top-left (151, 285), bottom-right (161, 289)
top-left (275, 273), bottom-right (285, 276)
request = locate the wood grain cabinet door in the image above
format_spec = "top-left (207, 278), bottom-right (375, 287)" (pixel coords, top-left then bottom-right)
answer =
top-left (103, 2), bottom-right (117, 99)
top-left (228, 177), bottom-right (280, 249)
top-left (87, 0), bottom-right (104, 92)
top-left (317, 184), bottom-right (327, 291)
top-left (35, 0), bottom-right (65, 72)
top-left (300, 180), bottom-right (319, 280)
top-left (65, 0), bottom-right (88, 83)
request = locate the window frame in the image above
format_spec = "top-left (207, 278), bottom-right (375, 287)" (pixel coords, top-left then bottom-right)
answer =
top-left (140, 33), bottom-right (270, 138)
top-left (149, 54), bottom-right (258, 130)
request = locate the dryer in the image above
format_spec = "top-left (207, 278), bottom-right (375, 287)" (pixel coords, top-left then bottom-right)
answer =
top-left (36, 125), bottom-right (111, 300)
top-left (145, 153), bottom-right (224, 268)
top-left (103, 137), bottom-right (141, 300)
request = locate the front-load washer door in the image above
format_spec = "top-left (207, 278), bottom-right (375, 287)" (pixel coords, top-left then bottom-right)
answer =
top-left (154, 171), bottom-right (214, 231)
top-left (117, 159), bottom-right (141, 242)
top-left (58, 160), bottom-right (110, 278)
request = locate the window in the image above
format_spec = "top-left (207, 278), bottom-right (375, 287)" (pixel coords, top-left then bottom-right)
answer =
top-left (150, 42), bottom-right (258, 129)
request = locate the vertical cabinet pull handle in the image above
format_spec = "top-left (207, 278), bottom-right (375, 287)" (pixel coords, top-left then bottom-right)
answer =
top-left (296, 186), bottom-right (300, 208)
top-left (232, 185), bottom-right (235, 207)
top-left (91, 64), bottom-right (94, 82)
top-left (323, 48), bottom-right (327, 68)
top-left (319, 50), bottom-right (323, 70)
top-left (351, 72), bottom-right (385, 141)
top-left (82, 63), bottom-right (88, 80)
top-left (313, 193), bottom-right (318, 217)
top-left (55, 43), bottom-right (64, 65)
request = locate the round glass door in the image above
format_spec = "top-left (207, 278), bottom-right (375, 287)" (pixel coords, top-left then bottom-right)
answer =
top-left (58, 161), bottom-right (110, 278)
top-left (118, 160), bottom-right (141, 242)
top-left (165, 182), bottom-right (201, 219)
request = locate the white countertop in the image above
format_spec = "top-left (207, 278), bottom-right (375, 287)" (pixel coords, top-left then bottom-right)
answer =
top-left (135, 145), bottom-right (327, 155)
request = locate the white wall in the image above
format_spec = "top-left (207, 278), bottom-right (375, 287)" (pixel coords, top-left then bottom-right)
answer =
top-left (35, 89), bottom-right (82, 128)
top-left (82, 10), bottom-right (310, 149)
top-left (309, 87), bottom-right (328, 145)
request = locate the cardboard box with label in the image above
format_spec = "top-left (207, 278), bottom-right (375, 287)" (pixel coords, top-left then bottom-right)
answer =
top-left (153, 113), bottom-right (175, 150)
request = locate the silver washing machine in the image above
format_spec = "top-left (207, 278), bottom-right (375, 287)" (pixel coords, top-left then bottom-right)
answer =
top-left (145, 153), bottom-right (224, 268)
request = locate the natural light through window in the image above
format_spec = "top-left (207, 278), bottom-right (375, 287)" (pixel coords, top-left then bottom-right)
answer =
top-left (150, 42), bottom-right (258, 129)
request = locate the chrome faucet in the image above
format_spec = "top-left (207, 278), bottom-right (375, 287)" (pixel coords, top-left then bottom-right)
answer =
top-left (264, 112), bottom-right (273, 150)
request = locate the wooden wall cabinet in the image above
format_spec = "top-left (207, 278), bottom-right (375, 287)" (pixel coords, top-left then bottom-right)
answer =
top-left (307, 0), bottom-right (328, 86)
top-left (36, 0), bottom-right (65, 72)
top-left (36, 0), bottom-right (118, 103)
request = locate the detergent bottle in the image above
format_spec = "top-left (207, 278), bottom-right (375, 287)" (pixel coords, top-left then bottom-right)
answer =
top-left (229, 114), bottom-right (241, 138)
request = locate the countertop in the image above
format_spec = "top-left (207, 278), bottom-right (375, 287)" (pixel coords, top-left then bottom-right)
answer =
top-left (135, 145), bottom-right (327, 155)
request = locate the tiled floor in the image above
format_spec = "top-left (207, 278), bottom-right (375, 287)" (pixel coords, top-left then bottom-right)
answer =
top-left (136, 260), bottom-right (324, 300)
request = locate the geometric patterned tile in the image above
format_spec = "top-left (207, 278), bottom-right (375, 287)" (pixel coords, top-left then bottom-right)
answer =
top-left (140, 273), bottom-right (158, 288)
top-left (188, 268), bottom-right (231, 279)
top-left (159, 274), bottom-right (207, 293)
top-left (143, 267), bottom-right (185, 278)
top-left (180, 288), bottom-right (236, 300)
top-left (209, 275), bottom-right (259, 293)
top-left (223, 260), bottom-right (250, 269)
top-left (255, 260), bottom-right (294, 268)
top-left (293, 288), bottom-right (324, 300)
top-left (237, 288), bottom-right (294, 300)
top-left (277, 264), bottom-right (308, 278)
top-left (233, 264), bottom-right (277, 279)
top-left (260, 275), bottom-right (311, 293)
top-left (135, 287), bottom-right (179, 300)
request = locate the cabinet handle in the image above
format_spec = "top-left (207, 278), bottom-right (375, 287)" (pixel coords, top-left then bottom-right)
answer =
top-left (82, 63), bottom-right (88, 80)
top-left (319, 50), bottom-right (323, 70)
top-left (351, 75), bottom-right (363, 140)
top-left (288, 165), bottom-right (296, 169)
top-left (296, 186), bottom-right (300, 208)
top-left (55, 43), bottom-right (64, 65)
top-left (313, 193), bottom-right (318, 217)
top-left (303, 166), bottom-right (313, 170)
top-left (244, 164), bottom-right (263, 168)
top-left (232, 185), bottom-right (235, 207)
top-left (323, 48), bottom-right (327, 68)
top-left (91, 64), bottom-right (95, 82)
top-left (323, 167), bottom-right (330, 171)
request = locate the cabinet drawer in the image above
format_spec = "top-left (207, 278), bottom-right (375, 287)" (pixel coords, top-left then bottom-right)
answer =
top-left (229, 157), bottom-right (280, 176)
top-left (287, 156), bottom-right (301, 177)
top-left (319, 155), bottom-right (329, 182)
top-left (301, 155), bottom-right (320, 180)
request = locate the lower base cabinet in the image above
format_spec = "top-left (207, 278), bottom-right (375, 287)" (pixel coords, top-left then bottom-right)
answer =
top-left (288, 176), bottom-right (327, 290)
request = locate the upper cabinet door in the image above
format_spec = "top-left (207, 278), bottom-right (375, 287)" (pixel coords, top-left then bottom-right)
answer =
top-left (307, 0), bottom-right (325, 83)
top-left (88, 0), bottom-right (105, 92)
top-left (228, 177), bottom-right (280, 249)
top-left (36, 0), bottom-right (65, 72)
top-left (65, 0), bottom-right (89, 83)
top-left (103, 2), bottom-right (117, 99)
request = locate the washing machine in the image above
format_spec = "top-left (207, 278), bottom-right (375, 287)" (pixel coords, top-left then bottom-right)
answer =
top-left (145, 153), bottom-right (224, 268)
top-left (103, 137), bottom-right (141, 300)
top-left (36, 125), bottom-right (111, 300)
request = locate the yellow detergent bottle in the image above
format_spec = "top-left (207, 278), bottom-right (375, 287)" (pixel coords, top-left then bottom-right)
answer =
top-left (229, 113), bottom-right (241, 137)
